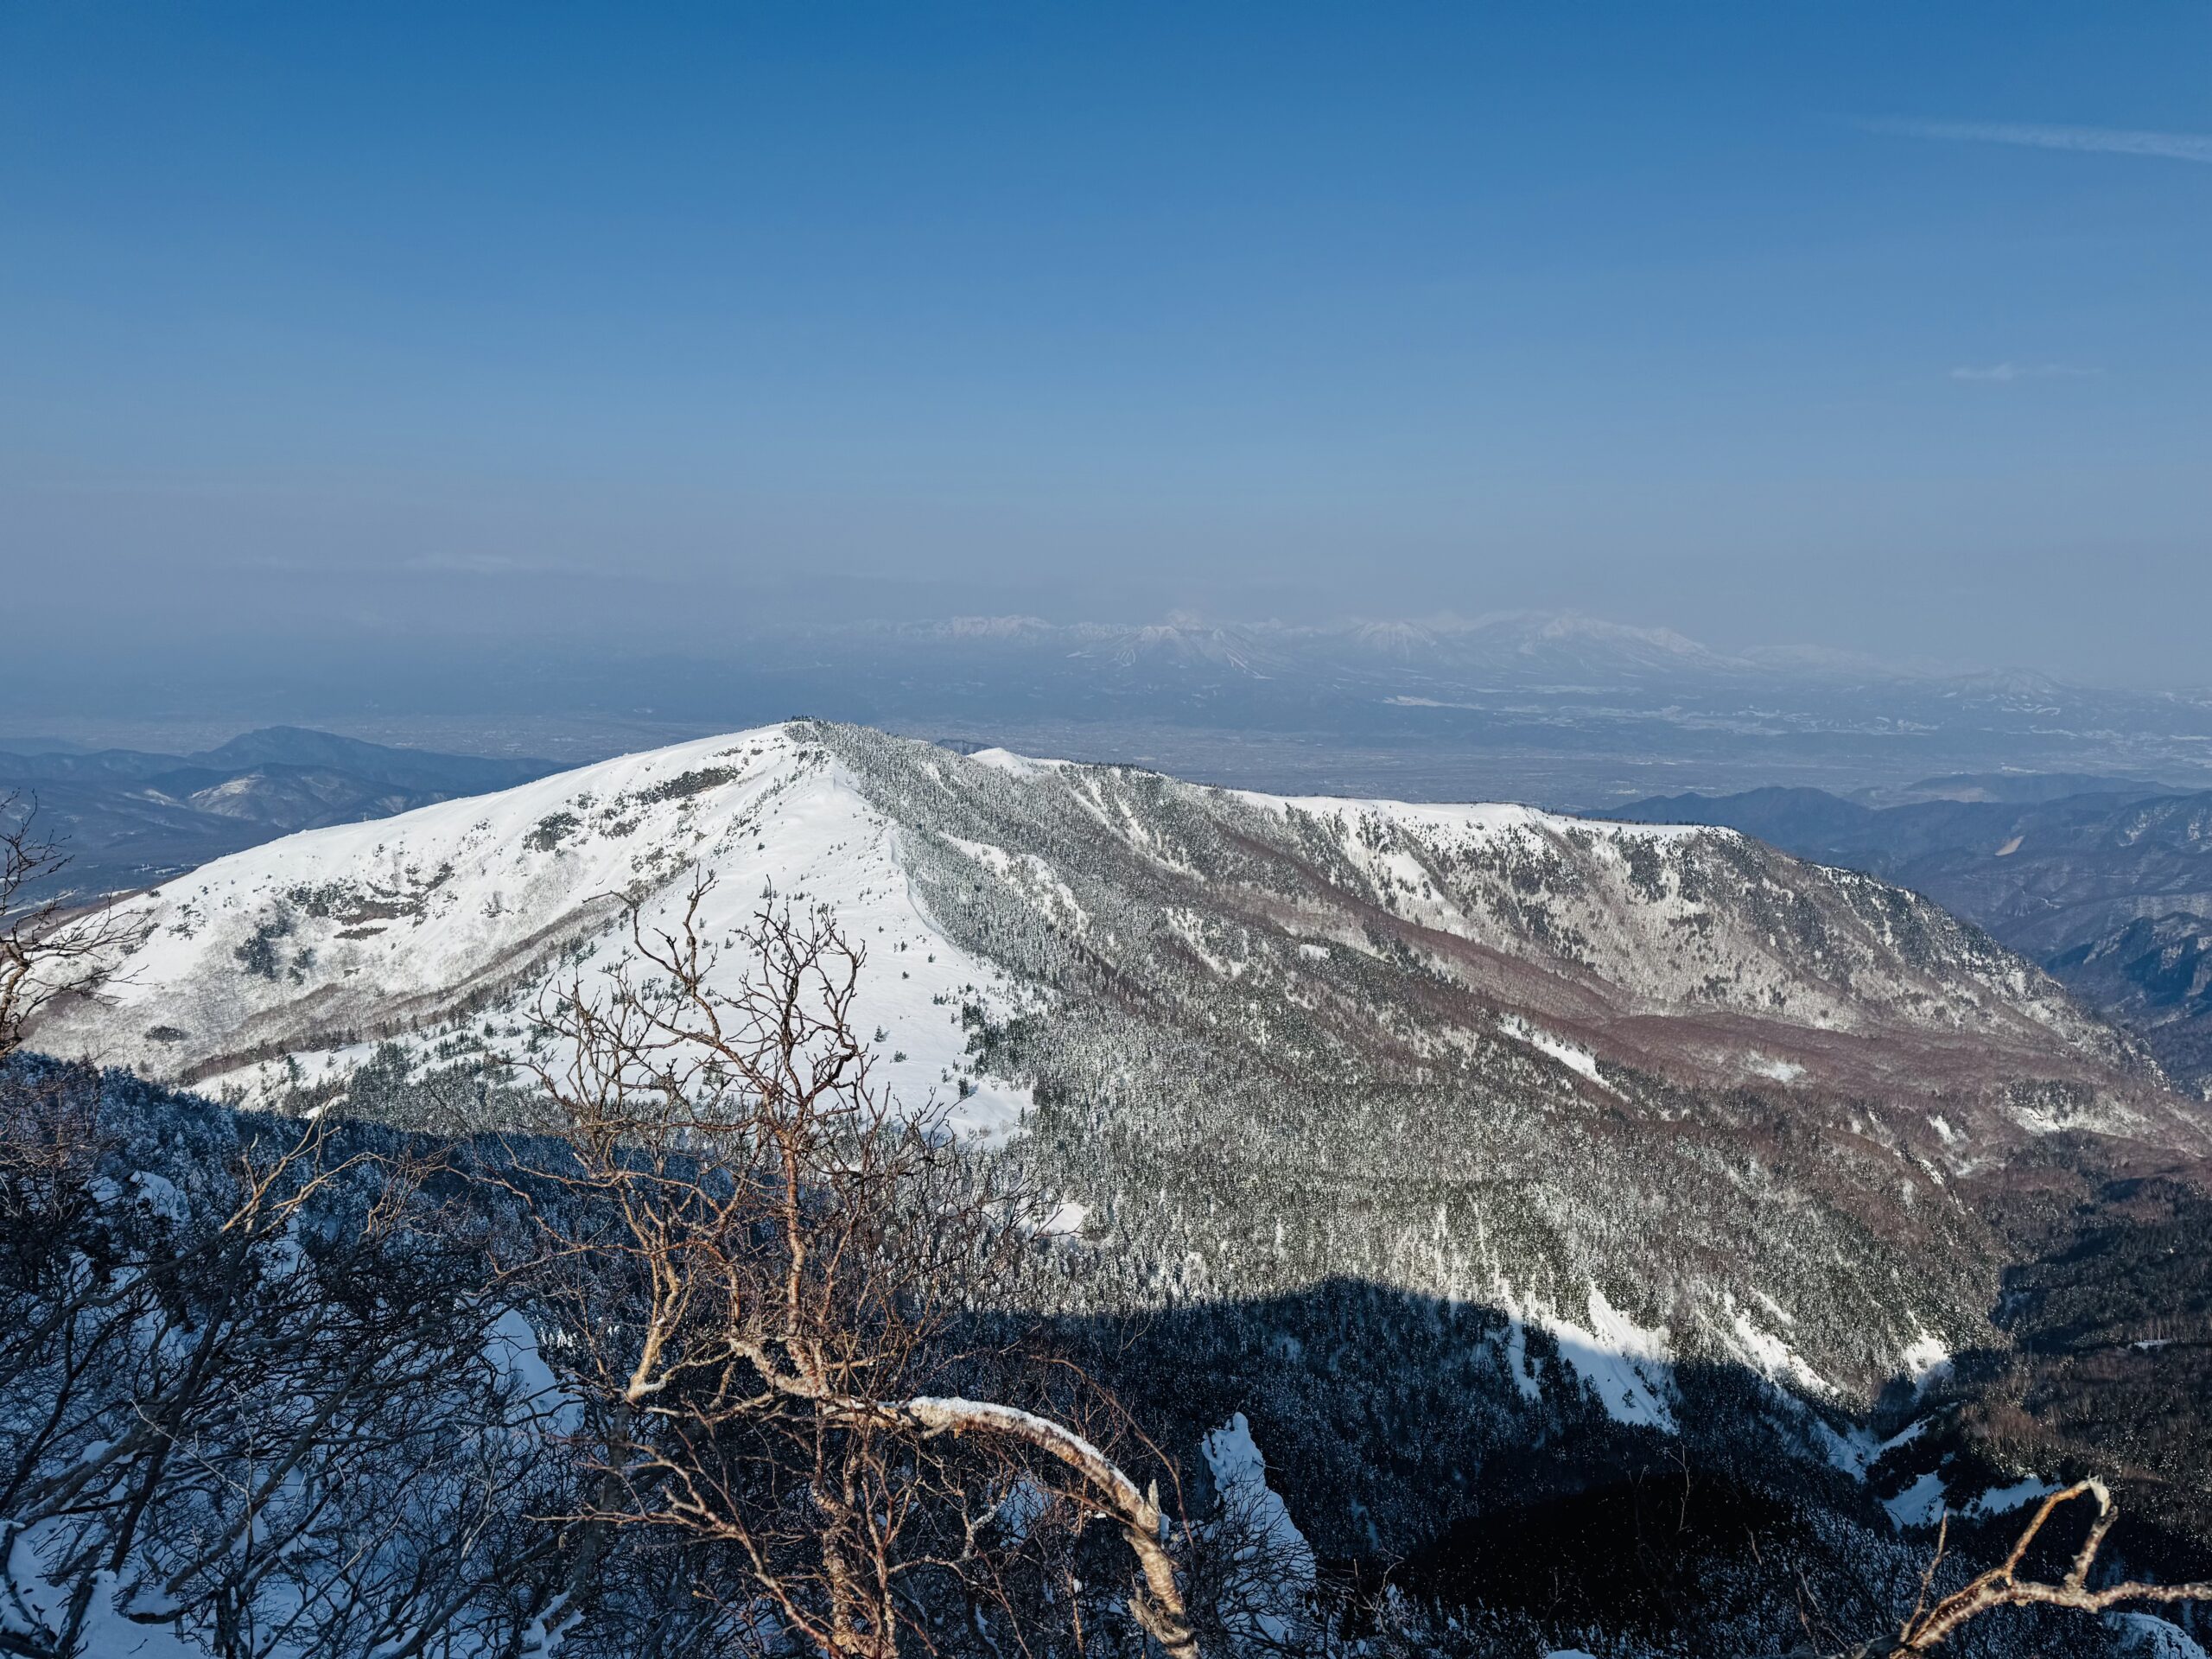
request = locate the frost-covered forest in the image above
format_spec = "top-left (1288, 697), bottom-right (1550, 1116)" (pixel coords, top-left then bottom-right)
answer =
top-left (10, 1053), bottom-right (2209, 1659)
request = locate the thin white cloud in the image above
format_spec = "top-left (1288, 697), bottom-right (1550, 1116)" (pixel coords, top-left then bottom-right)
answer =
top-left (1948, 362), bottom-right (2103, 384)
top-left (1862, 116), bottom-right (2212, 165)
top-left (398, 551), bottom-right (607, 577)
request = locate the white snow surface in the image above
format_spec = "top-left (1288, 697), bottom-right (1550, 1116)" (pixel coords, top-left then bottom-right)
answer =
top-left (1884, 1470), bottom-right (1950, 1529)
top-left (2115, 1613), bottom-right (2212, 1658)
top-left (1902, 1332), bottom-right (1955, 1395)
top-left (487, 1307), bottom-right (584, 1434)
top-left (965, 747), bottom-right (1072, 779)
top-left (1879, 1464), bottom-right (2063, 1529)
top-left (1970, 1477), bottom-right (2059, 1516)
top-left (1200, 1414), bottom-right (1315, 1651)
top-left (1236, 792), bottom-right (1712, 848)
top-left (42, 728), bottom-right (1038, 1135)
top-left (1201, 1414), bottom-right (1313, 1577)
top-left (3, 1529), bottom-right (202, 1659)
top-left (1718, 1292), bottom-right (1832, 1397)
top-left (1547, 1285), bottom-right (1679, 1433)
top-left (1818, 1414), bottom-right (1929, 1481)
top-left (1499, 1014), bottom-right (1617, 1094)
top-left (1491, 1277), bottom-right (1679, 1433)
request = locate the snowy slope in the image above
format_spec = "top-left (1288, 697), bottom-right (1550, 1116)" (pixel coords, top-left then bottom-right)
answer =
top-left (38, 727), bottom-right (1038, 1135)
top-left (25, 717), bottom-right (2212, 1641)
top-left (39, 718), bottom-right (2179, 1149)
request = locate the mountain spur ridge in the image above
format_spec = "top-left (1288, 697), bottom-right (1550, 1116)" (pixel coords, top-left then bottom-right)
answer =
top-left (30, 721), bottom-right (2212, 1525)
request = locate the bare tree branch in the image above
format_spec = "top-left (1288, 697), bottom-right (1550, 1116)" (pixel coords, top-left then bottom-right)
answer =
top-left (497, 873), bottom-right (1199, 1659)
top-left (0, 795), bottom-right (134, 1063)
top-left (1873, 1479), bottom-right (2212, 1656)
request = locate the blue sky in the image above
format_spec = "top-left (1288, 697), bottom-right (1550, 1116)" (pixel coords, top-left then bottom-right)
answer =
top-left (3, 2), bottom-right (2207, 683)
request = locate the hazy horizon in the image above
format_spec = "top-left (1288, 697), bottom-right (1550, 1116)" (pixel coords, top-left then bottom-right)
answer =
top-left (3, 598), bottom-right (2210, 760)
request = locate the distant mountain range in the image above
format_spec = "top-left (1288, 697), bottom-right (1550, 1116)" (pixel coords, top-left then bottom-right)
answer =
top-left (1610, 780), bottom-right (2212, 1095)
top-left (18, 612), bottom-right (2212, 811)
top-left (0, 727), bottom-right (556, 900)
top-left (600, 609), bottom-right (2212, 804)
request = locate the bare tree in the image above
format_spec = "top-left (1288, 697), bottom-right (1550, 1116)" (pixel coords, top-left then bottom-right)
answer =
top-left (497, 874), bottom-right (1200, 1659)
top-left (0, 1072), bottom-right (572, 1658)
top-left (1767, 1480), bottom-right (2212, 1658)
top-left (1175, 1472), bottom-right (1321, 1659)
top-left (1872, 1480), bottom-right (2212, 1655)
top-left (0, 796), bottom-right (131, 1064)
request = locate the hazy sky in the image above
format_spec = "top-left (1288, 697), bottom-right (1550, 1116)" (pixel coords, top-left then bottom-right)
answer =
top-left (3, 1), bottom-right (2208, 692)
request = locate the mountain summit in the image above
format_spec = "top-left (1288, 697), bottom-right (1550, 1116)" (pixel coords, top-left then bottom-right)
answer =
top-left (44, 720), bottom-right (2165, 1137)
top-left (42, 717), bottom-right (2200, 1414)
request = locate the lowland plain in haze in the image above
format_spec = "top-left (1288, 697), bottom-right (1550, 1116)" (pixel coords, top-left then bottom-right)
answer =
top-left (13, 607), bottom-right (2212, 801)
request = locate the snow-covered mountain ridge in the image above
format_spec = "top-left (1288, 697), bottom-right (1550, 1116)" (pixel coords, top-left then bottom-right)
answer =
top-left (32, 719), bottom-right (2212, 1573)
top-left (43, 720), bottom-right (2171, 1139)
top-left (41, 726), bottom-right (1043, 1135)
